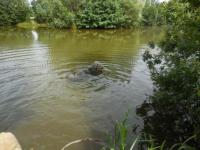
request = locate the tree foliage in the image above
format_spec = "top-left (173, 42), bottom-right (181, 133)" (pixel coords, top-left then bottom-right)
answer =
top-left (32, 0), bottom-right (143, 29)
top-left (0, 0), bottom-right (180, 28)
top-left (32, 0), bottom-right (74, 28)
top-left (0, 0), bottom-right (30, 26)
top-left (141, 0), bottom-right (161, 26)
top-left (62, 0), bottom-right (84, 13)
top-left (76, 0), bottom-right (123, 29)
top-left (138, 0), bottom-right (200, 148)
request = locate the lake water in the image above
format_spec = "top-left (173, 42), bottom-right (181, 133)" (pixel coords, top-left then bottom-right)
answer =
top-left (0, 28), bottom-right (164, 149)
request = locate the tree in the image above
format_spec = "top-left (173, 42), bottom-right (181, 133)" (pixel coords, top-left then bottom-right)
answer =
top-left (138, 0), bottom-right (200, 148)
top-left (141, 0), bottom-right (167, 26)
top-left (32, 0), bottom-right (74, 28)
top-left (0, 0), bottom-right (30, 26)
top-left (76, 0), bottom-right (141, 29)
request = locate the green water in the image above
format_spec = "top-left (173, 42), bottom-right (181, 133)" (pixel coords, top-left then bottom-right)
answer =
top-left (0, 27), bottom-right (164, 149)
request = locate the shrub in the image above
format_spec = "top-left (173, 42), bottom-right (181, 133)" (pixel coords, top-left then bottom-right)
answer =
top-left (120, 0), bottom-right (142, 27)
top-left (76, 0), bottom-right (122, 29)
top-left (164, 0), bottom-right (187, 25)
top-left (76, 0), bottom-right (141, 29)
top-left (141, 0), bottom-right (167, 26)
top-left (62, 0), bottom-right (84, 13)
top-left (32, 0), bottom-right (74, 28)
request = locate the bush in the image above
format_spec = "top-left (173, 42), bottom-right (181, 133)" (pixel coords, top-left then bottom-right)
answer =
top-left (76, 0), bottom-right (122, 29)
top-left (0, 0), bottom-right (30, 26)
top-left (164, 0), bottom-right (187, 25)
top-left (62, 0), bottom-right (84, 13)
top-left (32, 0), bottom-right (74, 28)
top-left (141, 0), bottom-right (166, 26)
top-left (120, 0), bottom-right (142, 27)
top-left (76, 0), bottom-right (141, 29)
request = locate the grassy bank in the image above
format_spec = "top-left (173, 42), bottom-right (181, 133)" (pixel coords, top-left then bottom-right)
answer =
top-left (16, 20), bottom-right (47, 29)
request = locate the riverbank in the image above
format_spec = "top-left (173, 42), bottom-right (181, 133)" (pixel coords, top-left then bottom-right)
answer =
top-left (16, 21), bottom-right (47, 29)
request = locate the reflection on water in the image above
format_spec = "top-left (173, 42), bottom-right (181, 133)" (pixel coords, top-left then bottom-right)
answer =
top-left (32, 30), bottom-right (39, 41)
top-left (0, 28), bottom-right (164, 149)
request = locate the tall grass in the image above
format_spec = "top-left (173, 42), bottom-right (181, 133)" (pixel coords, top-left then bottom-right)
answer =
top-left (101, 113), bottom-right (197, 150)
top-left (61, 112), bottom-right (197, 150)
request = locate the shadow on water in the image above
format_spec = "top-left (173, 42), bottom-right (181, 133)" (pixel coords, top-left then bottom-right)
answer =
top-left (136, 97), bottom-right (200, 148)
top-left (0, 27), bottom-right (165, 149)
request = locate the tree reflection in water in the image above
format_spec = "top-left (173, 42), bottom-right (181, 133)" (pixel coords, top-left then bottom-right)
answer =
top-left (137, 98), bottom-right (200, 148)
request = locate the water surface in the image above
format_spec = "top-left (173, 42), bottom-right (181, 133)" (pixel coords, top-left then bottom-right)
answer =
top-left (0, 28), bottom-right (164, 149)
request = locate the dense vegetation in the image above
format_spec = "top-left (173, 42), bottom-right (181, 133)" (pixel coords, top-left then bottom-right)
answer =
top-left (0, 0), bottom-right (30, 26)
top-left (75, 0), bottom-right (142, 28)
top-left (0, 0), bottom-right (199, 149)
top-left (31, 0), bottom-right (143, 29)
top-left (101, 113), bottom-right (197, 150)
top-left (141, 0), bottom-right (165, 26)
top-left (31, 0), bottom-right (177, 29)
top-left (137, 0), bottom-right (200, 149)
top-left (0, 0), bottom-right (175, 29)
top-left (31, 0), bottom-right (74, 28)
top-left (1, 0), bottom-right (193, 29)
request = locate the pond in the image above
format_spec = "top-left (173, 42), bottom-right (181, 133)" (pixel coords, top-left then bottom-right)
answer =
top-left (0, 27), bottom-right (164, 149)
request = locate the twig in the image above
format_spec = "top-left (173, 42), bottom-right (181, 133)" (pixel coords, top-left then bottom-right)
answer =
top-left (61, 137), bottom-right (106, 150)
top-left (130, 136), bottom-right (139, 150)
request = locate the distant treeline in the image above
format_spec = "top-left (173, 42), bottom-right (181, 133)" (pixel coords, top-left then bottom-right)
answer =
top-left (0, 0), bottom-right (187, 29)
